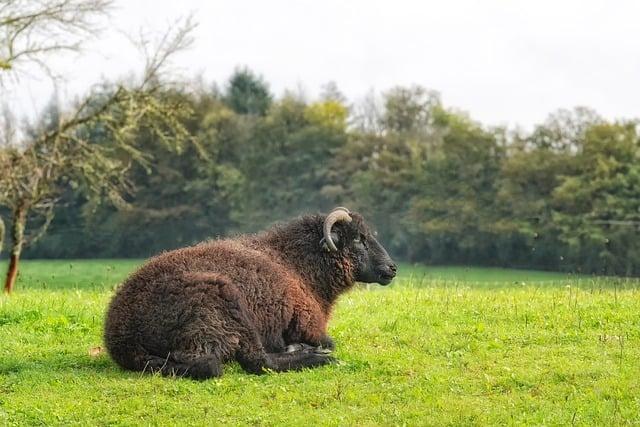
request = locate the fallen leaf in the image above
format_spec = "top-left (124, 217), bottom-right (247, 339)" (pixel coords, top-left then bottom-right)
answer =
top-left (88, 346), bottom-right (104, 357)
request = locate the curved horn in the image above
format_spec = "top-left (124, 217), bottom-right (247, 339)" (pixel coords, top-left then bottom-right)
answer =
top-left (323, 207), bottom-right (352, 251)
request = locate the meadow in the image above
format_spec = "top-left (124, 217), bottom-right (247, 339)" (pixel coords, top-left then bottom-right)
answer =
top-left (1, 260), bottom-right (639, 425)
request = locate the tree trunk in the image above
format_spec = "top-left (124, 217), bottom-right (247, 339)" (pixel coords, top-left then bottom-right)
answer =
top-left (4, 205), bottom-right (26, 294)
top-left (0, 216), bottom-right (5, 257)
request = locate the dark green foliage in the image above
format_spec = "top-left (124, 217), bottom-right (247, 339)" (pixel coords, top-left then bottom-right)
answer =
top-left (17, 73), bottom-right (640, 276)
top-left (223, 67), bottom-right (272, 116)
top-left (551, 121), bottom-right (640, 275)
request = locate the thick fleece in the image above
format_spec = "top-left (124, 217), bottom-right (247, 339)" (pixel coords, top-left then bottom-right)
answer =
top-left (104, 213), bottom-right (372, 379)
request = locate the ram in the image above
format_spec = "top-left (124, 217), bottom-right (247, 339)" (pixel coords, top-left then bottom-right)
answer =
top-left (104, 207), bottom-right (397, 379)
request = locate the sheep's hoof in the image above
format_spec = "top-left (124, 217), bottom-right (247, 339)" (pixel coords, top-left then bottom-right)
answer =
top-left (306, 352), bottom-right (337, 367)
top-left (284, 343), bottom-right (332, 354)
top-left (285, 343), bottom-right (316, 353)
top-left (319, 336), bottom-right (335, 350)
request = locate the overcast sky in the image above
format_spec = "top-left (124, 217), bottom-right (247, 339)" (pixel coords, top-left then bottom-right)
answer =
top-left (5, 0), bottom-right (640, 129)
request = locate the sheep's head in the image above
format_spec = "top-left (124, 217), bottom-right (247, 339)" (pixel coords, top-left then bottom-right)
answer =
top-left (321, 207), bottom-right (397, 286)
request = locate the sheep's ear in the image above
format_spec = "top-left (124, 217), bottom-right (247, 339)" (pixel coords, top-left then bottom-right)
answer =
top-left (319, 232), bottom-right (340, 251)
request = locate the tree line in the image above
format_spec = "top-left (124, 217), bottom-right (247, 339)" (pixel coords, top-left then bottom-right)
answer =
top-left (4, 70), bottom-right (638, 277)
top-left (2, 3), bottom-right (639, 284)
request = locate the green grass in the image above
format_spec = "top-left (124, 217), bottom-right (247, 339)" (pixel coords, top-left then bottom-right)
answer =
top-left (5, 259), bottom-right (140, 291)
top-left (1, 260), bottom-right (639, 425)
top-left (396, 263), bottom-right (588, 284)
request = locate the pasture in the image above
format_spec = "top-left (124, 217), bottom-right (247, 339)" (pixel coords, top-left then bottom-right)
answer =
top-left (1, 260), bottom-right (639, 425)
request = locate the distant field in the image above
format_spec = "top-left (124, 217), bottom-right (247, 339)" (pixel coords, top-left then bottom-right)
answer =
top-left (5, 259), bottom-right (140, 291)
top-left (396, 263), bottom-right (586, 285)
top-left (3, 259), bottom-right (633, 291)
top-left (1, 260), bottom-right (639, 425)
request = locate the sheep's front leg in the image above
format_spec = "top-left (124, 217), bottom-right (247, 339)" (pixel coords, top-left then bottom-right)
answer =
top-left (285, 305), bottom-right (335, 351)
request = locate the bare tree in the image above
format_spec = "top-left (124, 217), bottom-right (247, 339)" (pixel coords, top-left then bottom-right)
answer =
top-left (0, 11), bottom-right (197, 293)
top-left (0, 0), bottom-right (112, 82)
top-left (0, 102), bottom-right (16, 145)
top-left (351, 89), bottom-right (384, 135)
top-left (0, 0), bottom-right (112, 265)
top-left (0, 150), bottom-right (6, 256)
top-left (0, 216), bottom-right (4, 256)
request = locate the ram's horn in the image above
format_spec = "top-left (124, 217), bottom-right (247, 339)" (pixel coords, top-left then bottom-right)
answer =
top-left (322, 207), bottom-right (352, 251)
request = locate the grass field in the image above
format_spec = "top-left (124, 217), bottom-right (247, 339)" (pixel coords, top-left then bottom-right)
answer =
top-left (1, 260), bottom-right (639, 425)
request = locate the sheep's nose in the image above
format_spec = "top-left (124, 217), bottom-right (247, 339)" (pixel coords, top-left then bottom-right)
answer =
top-left (387, 262), bottom-right (397, 276)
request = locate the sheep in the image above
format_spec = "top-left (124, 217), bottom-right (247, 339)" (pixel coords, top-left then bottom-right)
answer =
top-left (104, 207), bottom-right (397, 379)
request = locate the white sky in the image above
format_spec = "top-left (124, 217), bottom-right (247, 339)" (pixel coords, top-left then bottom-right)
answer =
top-left (5, 0), bottom-right (640, 129)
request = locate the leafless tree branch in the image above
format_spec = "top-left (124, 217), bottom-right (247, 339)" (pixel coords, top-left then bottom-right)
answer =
top-left (0, 0), bottom-right (112, 82)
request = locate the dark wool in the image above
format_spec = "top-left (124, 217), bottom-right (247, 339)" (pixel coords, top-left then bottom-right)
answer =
top-left (104, 213), bottom-right (378, 379)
